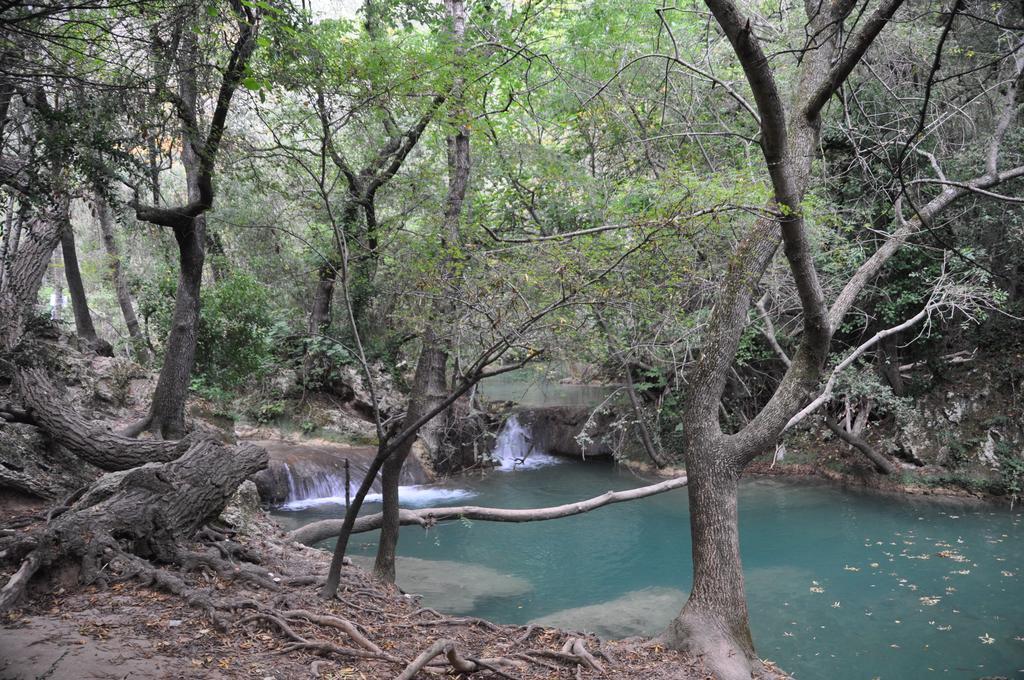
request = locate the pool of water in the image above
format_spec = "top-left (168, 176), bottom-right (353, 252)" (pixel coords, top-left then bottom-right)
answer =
top-left (273, 460), bottom-right (1024, 679)
top-left (478, 366), bottom-right (618, 408)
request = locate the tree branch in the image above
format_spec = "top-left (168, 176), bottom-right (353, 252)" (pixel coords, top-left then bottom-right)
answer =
top-left (289, 475), bottom-right (689, 546)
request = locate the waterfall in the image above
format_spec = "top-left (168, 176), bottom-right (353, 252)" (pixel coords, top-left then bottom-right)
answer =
top-left (274, 451), bottom-right (475, 511)
top-left (281, 462), bottom-right (356, 506)
top-left (492, 414), bottom-right (562, 471)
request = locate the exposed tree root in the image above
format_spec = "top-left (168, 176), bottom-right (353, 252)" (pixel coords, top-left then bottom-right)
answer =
top-left (0, 437), bottom-right (267, 610)
top-left (397, 638), bottom-right (528, 680)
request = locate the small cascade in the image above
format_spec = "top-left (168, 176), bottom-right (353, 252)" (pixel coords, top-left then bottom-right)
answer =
top-left (280, 462), bottom-right (357, 506)
top-left (492, 414), bottom-right (562, 471)
top-left (254, 440), bottom-right (476, 510)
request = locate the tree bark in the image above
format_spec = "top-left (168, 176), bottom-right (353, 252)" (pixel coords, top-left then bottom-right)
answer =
top-left (373, 336), bottom-right (448, 582)
top-left (0, 437), bottom-right (267, 610)
top-left (663, 455), bottom-right (754, 680)
top-left (0, 204), bottom-right (66, 352)
top-left (0, 193), bottom-right (16, 289)
top-left (95, 189), bottom-right (150, 363)
top-left (135, 213), bottom-right (204, 439)
top-left (49, 235), bottom-right (63, 322)
top-left (307, 260), bottom-right (337, 337)
top-left (14, 366), bottom-right (197, 470)
top-left (60, 221), bottom-right (112, 356)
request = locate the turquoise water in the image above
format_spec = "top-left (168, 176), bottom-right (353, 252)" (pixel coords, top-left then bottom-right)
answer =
top-left (273, 461), bottom-right (1024, 679)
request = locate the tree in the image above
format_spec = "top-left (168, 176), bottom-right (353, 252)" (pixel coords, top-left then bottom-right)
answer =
top-left (94, 187), bottom-right (151, 363)
top-left (124, 0), bottom-right (261, 438)
top-left (372, 0), bottom-right (471, 584)
top-left (654, 1), bottom-right (1024, 676)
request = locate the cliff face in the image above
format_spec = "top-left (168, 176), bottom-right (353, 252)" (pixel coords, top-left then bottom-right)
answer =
top-left (752, 355), bottom-right (1024, 499)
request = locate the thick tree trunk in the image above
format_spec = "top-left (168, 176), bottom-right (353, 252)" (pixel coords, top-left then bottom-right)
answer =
top-left (95, 190), bottom-right (150, 363)
top-left (14, 366), bottom-right (197, 469)
top-left (60, 222), bottom-right (112, 356)
top-left (140, 216), bottom-right (204, 439)
top-left (0, 194), bottom-right (16, 288)
top-left (0, 204), bottom-right (66, 351)
top-left (0, 437), bottom-right (267, 610)
top-left (48, 238), bottom-right (63, 321)
top-left (662, 445), bottom-right (754, 680)
top-left (0, 421), bottom-right (101, 500)
top-left (307, 260), bottom-right (336, 337)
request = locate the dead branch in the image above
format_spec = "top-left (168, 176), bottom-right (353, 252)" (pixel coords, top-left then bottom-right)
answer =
top-left (290, 475), bottom-right (688, 546)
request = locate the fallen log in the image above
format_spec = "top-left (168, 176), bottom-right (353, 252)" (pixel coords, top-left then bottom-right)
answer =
top-left (289, 475), bottom-right (688, 546)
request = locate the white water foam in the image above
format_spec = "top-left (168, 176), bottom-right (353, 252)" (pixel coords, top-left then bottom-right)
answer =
top-left (280, 485), bottom-right (476, 511)
top-left (493, 414), bottom-right (562, 471)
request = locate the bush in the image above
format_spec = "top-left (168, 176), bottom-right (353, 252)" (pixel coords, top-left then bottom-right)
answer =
top-left (140, 269), bottom-right (274, 391)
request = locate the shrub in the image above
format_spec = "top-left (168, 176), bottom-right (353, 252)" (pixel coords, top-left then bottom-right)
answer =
top-left (140, 269), bottom-right (273, 391)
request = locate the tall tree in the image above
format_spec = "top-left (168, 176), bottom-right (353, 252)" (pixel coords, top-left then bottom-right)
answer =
top-left (372, 0), bottom-right (471, 584)
top-left (658, 2), bottom-right (1024, 677)
top-left (95, 188), bottom-right (150, 363)
top-left (124, 0), bottom-right (260, 438)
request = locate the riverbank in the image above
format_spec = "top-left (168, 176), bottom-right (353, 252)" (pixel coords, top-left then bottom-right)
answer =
top-left (621, 456), bottom-right (1012, 505)
top-left (0, 491), bottom-right (791, 680)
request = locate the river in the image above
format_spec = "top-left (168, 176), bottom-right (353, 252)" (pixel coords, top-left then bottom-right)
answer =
top-left (272, 450), bottom-right (1024, 679)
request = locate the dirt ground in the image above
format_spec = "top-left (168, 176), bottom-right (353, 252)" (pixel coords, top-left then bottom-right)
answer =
top-left (0, 501), bottom-right (763, 680)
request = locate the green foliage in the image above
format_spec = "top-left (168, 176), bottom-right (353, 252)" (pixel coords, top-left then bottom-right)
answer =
top-left (140, 269), bottom-right (273, 391)
top-left (995, 440), bottom-right (1024, 506)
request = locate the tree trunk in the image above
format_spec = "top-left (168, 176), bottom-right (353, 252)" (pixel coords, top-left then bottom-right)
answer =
top-left (0, 203), bottom-right (66, 351)
top-left (307, 260), bottom-right (336, 337)
top-left (372, 0), bottom-right (469, 584)
top-left (49, 237), bottom-right (63, 321)
top-left (130, 36), bottom-right (208, 439)
top-left (61, 221), bottom-right (112, 355)
top-left (373, 336), bottom-right (448, 583)
top-left (291, 475), bottom-right (688, 545)
top-left (95, 189), bottom-right (150, 363)
top-left (878, 336), bottom-right (904, 396)
top-left (14, 365), bottom-right (197, 470)
top-left (825, 416), bottom-right (896, 474)
top-left (662, 443), bottom-right (755, 680)
top-left (0, 194), bottom-right (16, 288)
top-left (137, 216), bottom-right (204, 439)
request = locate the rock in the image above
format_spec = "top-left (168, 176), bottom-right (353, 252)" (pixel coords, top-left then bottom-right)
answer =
top-left (979, 430), bottom-right (1000, 469)
top-left (531, 587), bottom-right (686, 638)
top-left (516, 406), bottom-right (615, 459)
top-left (349, 555), bottom-right (532, 613)
top-left (220, 480), bottom-right (262, 534)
